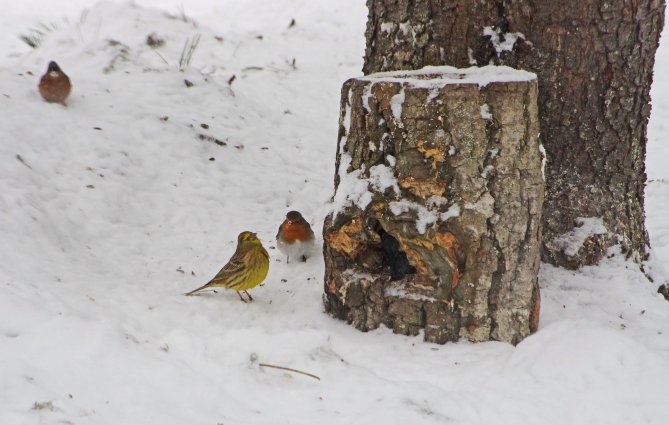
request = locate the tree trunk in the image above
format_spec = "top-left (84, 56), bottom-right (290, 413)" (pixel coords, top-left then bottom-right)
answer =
top-left (363, 0), bottom-right (665, 269)
top-left (323, 67), bottom-right (543, 344)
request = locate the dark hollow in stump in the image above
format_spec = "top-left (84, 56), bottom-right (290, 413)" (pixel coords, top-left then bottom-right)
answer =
top-left (323, 66), bottom-right (544, 345)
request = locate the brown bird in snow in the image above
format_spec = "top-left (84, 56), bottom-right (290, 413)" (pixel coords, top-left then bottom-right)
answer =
top-left (39, 61), bottom-right (72, 104)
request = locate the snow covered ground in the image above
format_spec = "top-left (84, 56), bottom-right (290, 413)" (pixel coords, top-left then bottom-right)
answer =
top-left (1, 1), bottom-right (668, 424)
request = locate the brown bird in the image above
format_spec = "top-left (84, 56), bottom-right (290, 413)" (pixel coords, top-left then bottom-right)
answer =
top-left (39, 61), bottom-right (72, 104)
top-left (276, 211), bottom-right (315, 263)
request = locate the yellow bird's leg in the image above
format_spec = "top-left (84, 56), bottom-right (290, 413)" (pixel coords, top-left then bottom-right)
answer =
top-left (244, 290), bottom-right (253, 302)
top-left (236, 291), bottom-right (247, 303)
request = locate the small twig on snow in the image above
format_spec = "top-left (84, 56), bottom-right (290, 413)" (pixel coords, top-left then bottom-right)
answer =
top-left (259, 363), bottom-right (320, 381)
top-left (149, 46), bottom-right (170, 66)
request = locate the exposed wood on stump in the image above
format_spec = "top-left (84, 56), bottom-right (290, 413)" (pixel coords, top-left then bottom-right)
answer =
top-left (362, 0), bottom-right (665, 269)
top-left (323, 67), bottom-right (543, 344)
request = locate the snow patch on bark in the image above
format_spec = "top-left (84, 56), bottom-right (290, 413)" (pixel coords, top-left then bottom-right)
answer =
top-left (480, 104), bottom-right (492, 120)
top-left (332, 154), bottom-right (400, 215)
top-left (385, 282), bottom-right (437, 302)
top-left (362, 65), bottom-right (536, 88)
top-left (441, 204), bottom-right (461, 221)
top-left (380, 22), bottom-right (395, 34)
top-left (362, 83), bottom-right (374, 112)
top-left (480, 165), bottom-right (495, 179)
top-left (427, 195), bottom-right (449, 207)
top-left (427, 87), bottom-right (441, 103)
top-left (368, 163), bottom-right (400, 195)
top-left (550, 217), bottom-right (608, 256)
top-left (332, 153), bottom-right (372, 215)
top-left (390, 201), bottom-right (460, 234)
top-left (398, 21), bottom-right (411, 36)
top-left (390, 87), bottom-right (405, 119)
top-left (341, 89), bottom-right (352, 143)
top-left (483, 26), bottom-right (526, 54)
top-left (467, 47), bottom-right (477, 65)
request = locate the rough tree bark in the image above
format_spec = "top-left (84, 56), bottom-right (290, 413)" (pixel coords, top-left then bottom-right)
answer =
top-left (363, 0), bottom-right (665, 269)
top-left (323, 67), bottom-right (543, 344)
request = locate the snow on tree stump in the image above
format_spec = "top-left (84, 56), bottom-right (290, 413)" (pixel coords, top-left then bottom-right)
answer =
top-left (323, 66), bottom-right (544, 345)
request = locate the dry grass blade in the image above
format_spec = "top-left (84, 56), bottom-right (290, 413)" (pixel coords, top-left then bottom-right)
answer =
top-left (178, 33), bottom-right (201, 71)
top-left (259, 363), bottom-right (320, 381)
top-left (150, 46), bottom-right (170, 66)
top-left (19, 22), bottom-right (58, 48)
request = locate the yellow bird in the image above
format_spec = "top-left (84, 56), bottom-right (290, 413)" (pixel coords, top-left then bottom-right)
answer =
top-left (186, 231), bottom-right (270, 302)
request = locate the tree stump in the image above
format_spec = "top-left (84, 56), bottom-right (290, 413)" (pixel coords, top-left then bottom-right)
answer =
top-left (323, 66), bottom-right (543, 345)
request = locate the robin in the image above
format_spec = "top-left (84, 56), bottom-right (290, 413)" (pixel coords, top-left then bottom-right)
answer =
top-left (276, 211), bottom-right (315, 263)
top-left (39, 61), bottom-right (72, 104)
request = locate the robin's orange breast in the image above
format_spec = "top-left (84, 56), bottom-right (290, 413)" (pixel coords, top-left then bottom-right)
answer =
top-left (281, 222), bottom-right (311, 243)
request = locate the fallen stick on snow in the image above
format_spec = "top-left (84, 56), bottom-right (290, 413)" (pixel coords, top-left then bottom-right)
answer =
top-left (258, 363), bottom-right (320, 381)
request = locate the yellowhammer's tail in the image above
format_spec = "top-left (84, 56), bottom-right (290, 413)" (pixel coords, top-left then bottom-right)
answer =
top-left (184, 281), bottom-right (213, 296)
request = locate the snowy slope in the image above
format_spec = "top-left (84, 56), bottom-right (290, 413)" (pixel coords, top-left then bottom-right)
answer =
top-left (1, 1), bottom-right (668, 424)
